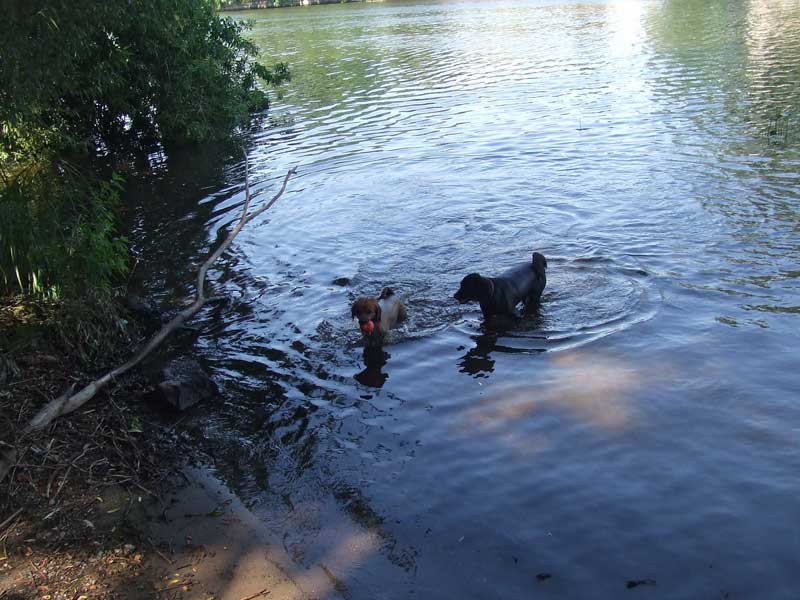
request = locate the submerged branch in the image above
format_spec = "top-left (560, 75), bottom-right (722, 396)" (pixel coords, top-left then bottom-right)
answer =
top-left (0, 162), bottom-right (297, 479)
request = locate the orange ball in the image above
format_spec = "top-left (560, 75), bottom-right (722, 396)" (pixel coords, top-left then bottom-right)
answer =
top-left (360, 320), bottom-right (375, 335)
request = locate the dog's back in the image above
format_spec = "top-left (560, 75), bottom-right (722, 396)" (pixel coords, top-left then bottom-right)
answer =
top-left (378, 287), bottom-right (406, 331)
top-left (497, 252), bottom-right (547, 308)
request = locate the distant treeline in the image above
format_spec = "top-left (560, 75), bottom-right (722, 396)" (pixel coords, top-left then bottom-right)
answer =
top-left (219, 0), bottom-right (367, 9)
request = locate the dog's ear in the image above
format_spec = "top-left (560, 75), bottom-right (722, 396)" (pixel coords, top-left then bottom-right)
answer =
top-left (463, 273), bottom-right (481, 290)
top-left (374, 302), bottom-right (382, 324)
top-left (351, 301), bottom-right (358, 320)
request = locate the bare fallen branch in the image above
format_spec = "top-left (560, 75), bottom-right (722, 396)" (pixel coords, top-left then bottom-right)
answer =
top-left (0, 163), bottom-right (296, 481)
top-left (0, 507), bottom-right (23, 536)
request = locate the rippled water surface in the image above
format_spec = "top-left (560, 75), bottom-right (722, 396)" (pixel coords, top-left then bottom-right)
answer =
top-left (127, 1), bottom-right (800, 597)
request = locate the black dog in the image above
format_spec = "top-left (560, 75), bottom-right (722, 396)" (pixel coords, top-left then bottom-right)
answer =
top-left (454, 252), bottom-right (547, 320)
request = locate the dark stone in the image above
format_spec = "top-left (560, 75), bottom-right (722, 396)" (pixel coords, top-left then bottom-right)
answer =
top-left (157, 358), bottom-right (217, 411)
top-left (125, 293), bottom-right (163, 329)
top-left (125, 293), bottom-right (158, 316)
top-left (332, 277), bottom-right (351, 287)
top-left (626, 579), bottom-right (656, 589)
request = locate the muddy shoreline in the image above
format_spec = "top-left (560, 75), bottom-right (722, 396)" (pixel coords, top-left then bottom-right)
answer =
top-left (1, 459), bottom-right (318, 600)
top-left (0, 299), bottom-right (321, 600)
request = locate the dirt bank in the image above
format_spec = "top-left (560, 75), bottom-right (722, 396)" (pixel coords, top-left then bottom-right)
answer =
top-left (1, 459), bottom-right (327, 599)
top-left (0, 298), bottom-right (336, 600)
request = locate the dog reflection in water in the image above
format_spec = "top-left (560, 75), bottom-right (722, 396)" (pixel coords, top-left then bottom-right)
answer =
top-left (458, 333), bottom-right (497, 377)
top-left (354, 347), bottom-right (390, 388)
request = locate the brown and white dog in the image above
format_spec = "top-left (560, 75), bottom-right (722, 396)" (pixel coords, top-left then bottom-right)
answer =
top-left (351, 287), bottom-right (406, 344)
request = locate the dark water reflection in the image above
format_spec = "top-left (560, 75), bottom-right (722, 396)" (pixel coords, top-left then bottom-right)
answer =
top-left (125, 0), bottom-right (800, 597)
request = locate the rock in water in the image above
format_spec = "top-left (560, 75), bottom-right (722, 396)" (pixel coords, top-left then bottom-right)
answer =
top-left (125, 293), bottom-right (163, 330)
top-left (157, 358), bottom-right (217, 411)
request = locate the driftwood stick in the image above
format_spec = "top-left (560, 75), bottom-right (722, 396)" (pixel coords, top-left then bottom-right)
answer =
top-left (243, 165), bottom-right (296, 226)
top-left (24, 163), bottom-right (297, 432)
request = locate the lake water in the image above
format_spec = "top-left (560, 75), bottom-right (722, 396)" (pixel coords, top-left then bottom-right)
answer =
top-left (126, 0), bottom-right (800, 597)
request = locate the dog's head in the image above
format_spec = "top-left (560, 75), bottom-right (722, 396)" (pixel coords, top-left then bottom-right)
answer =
top-left (454, 273), bottom-right (492, 303)
top-left (351, 298), bottom-right (382, 334)
top-left (532, 252), bottom-right (547, 277)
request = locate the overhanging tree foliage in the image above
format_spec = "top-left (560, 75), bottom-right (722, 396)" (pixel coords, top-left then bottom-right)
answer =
top-left (0, 0), bottom-right (289, 295)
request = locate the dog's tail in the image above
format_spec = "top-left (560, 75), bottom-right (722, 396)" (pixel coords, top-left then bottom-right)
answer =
top-left (532, 252), bottom-right (547, 277)
top-left (378, 287), bottom-right (395, 300)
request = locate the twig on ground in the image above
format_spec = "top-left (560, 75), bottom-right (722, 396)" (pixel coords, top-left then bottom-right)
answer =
top-left (49, 464), bottom-right (72, 505)
top-left (154, 583), bottom-right (185, 594)
top-left (149, 538), bottom-right (174, 565)
top-left (240, 588), bottom-right (271, 600)
top-left (0, 507), bottom-right (23, 536)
